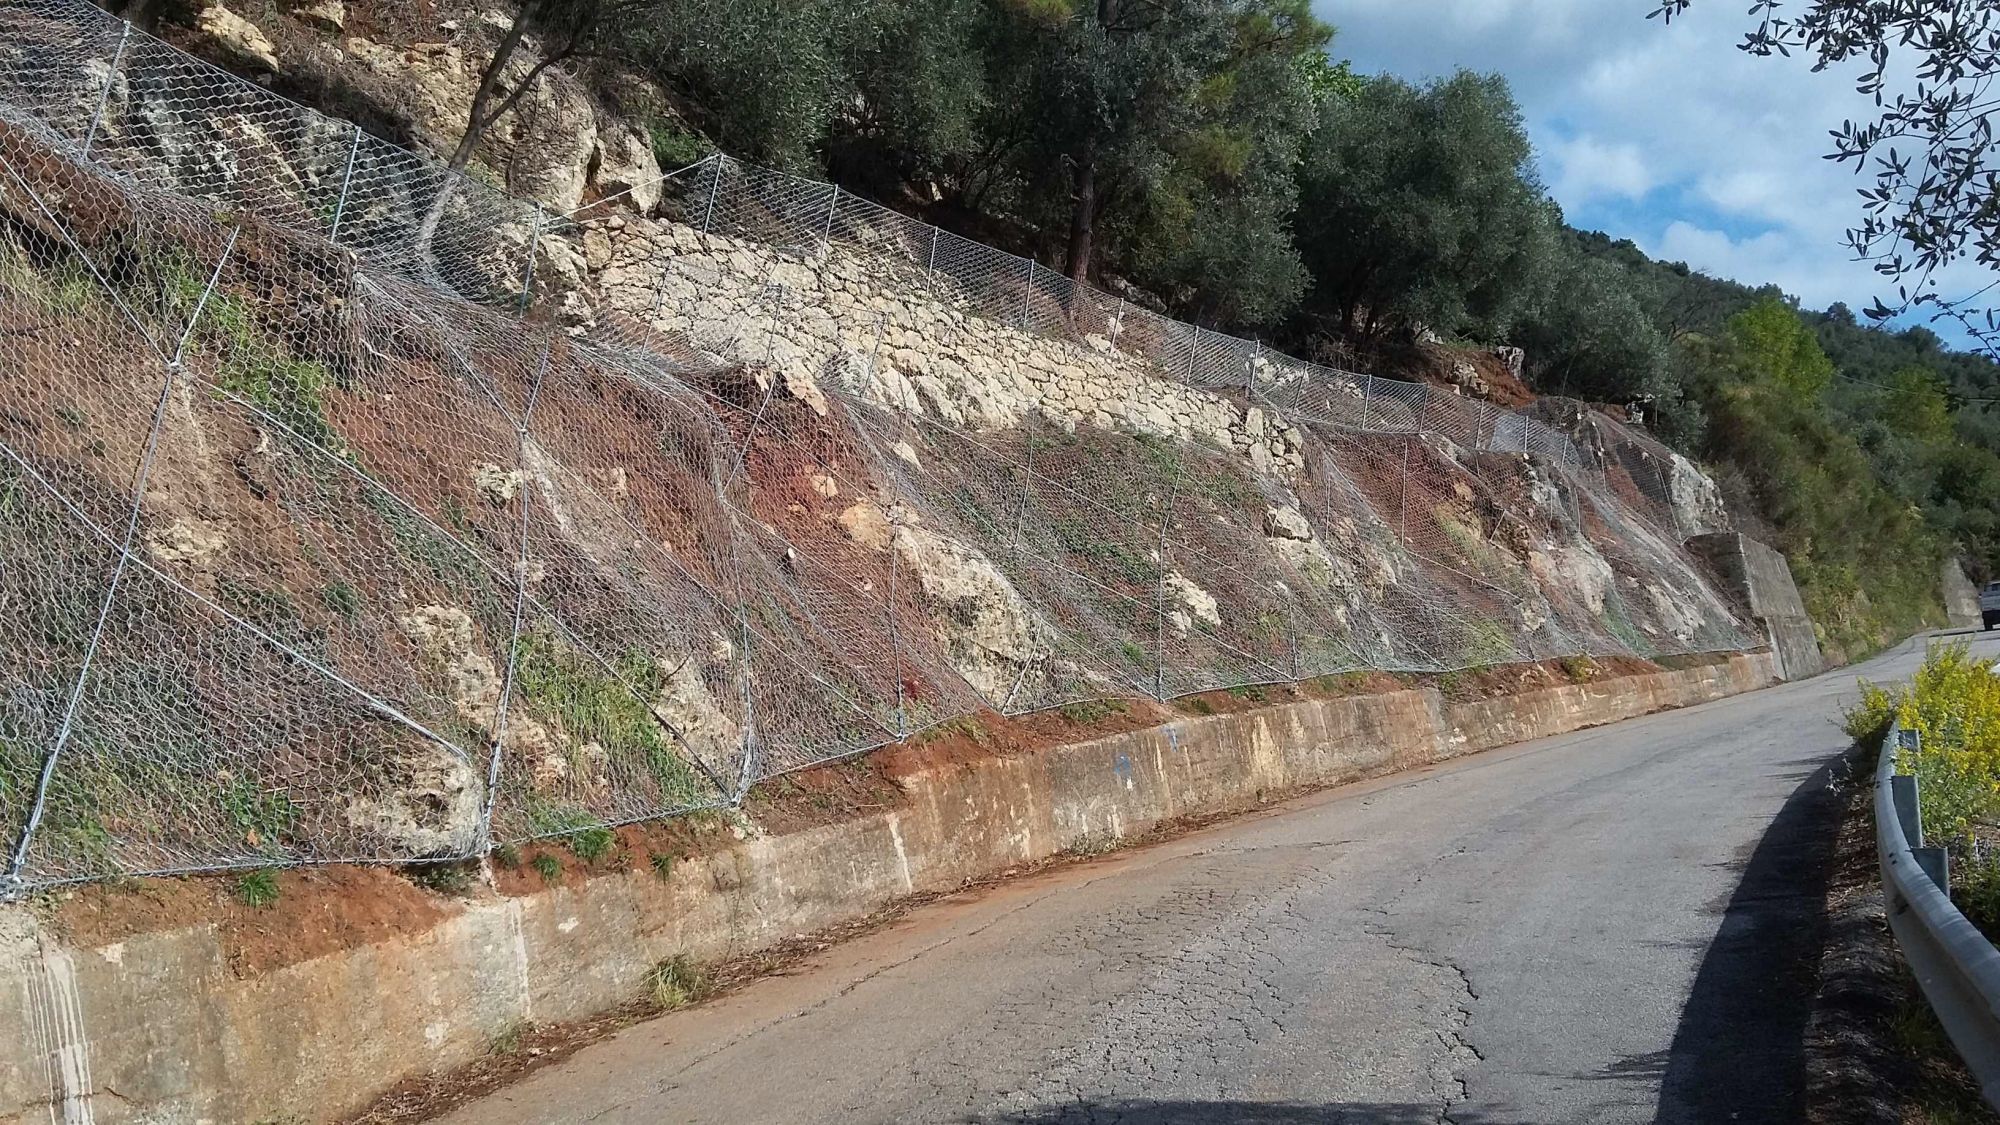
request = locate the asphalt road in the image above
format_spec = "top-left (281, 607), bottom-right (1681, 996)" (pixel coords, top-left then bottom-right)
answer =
top-left (439, 631), bottom-right (2000, 1125)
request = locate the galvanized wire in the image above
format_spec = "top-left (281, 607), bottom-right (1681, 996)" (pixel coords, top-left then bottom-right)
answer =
top-left (0, 0), bottom-right (1760, 891)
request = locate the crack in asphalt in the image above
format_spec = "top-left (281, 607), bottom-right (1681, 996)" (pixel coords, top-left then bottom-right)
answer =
top-left (1358, 913), bottom-right (1486, 1125)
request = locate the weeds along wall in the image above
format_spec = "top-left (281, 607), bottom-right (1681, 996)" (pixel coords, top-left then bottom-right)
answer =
top-left (0, 0), bottom-right (1756, 891)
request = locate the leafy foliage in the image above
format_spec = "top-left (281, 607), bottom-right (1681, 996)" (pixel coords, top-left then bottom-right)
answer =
top-left (1292, 71), bottom-right (1550, 347)
top-left (1721, 298), bottom-right (1834, 400)
top-left (1848, 643), bottom-right (2000, 848)
top-left (647, 954), bottom-right (712, 1009)
top-left (1698, 302), bottom-right (1947, 657)
top-left (1510, 250), bottom-right (1676, 421)
top-left (1654, 0), bottom-right (2000, 352)
top-left (967, 0), bottom-right (1331, 318)
top-left (622, 0), bottom-right (849, 171)
top-left (235, 869), bottom-right (281, 908)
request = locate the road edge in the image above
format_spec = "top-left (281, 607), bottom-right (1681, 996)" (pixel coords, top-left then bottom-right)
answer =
top-left (0, 654), bottom-right (1775, 1124)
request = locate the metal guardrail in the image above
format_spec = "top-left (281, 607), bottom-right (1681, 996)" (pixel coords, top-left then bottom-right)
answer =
top-left (1879, 718), bottom-right (2000, 1107)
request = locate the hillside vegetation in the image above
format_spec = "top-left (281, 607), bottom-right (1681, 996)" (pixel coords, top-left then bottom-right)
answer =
top-left (0, 89), bottom-right (1759, 885)
top-left (120, 0), bottom-right (2000, 661)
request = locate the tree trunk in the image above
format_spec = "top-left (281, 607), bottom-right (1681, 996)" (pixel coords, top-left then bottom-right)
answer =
top-left (118, 0), bottom-right (161, 33)
top-left (414, 17), bottom-right (532, 286)
top-left (1065, 138), bottom-right (1096, 284)
top-left (1064, 0), bottom-right (1118, 285)
top-left (446, 18), bottom-right (530, 172)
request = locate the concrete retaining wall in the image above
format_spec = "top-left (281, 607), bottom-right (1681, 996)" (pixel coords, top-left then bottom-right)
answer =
top-left (0, 653), bottom-right (1774, 1124)
top-left (1687, 533), bottom-right (1824, 678)
top-left (1944, 560), bottom-right (1982, 631)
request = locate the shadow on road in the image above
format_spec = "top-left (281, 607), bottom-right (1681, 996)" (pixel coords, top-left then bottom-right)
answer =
top-left (1652, 749), bottom-right (1848, 1124)
top-left (972, 1100), bottom-right (1525, 1124)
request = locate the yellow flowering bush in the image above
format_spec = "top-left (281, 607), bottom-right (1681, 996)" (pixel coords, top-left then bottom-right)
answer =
top-left (1846, 643), bottom-right (2000, 847)
top-left (1900, 643), bottom-right (2000, 757)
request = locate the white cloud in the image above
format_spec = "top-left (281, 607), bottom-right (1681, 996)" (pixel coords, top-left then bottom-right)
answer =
top-left (1648, 221), bottom-right (1830, 304)
top-left (1545, 136), bottom-right (1654, 203)
top-left (1314, 0), bottom-right (1905, 314)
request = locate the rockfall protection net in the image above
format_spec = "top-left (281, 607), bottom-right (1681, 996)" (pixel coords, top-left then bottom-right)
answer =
top-left (0, 0), bottom-right (1755, 890)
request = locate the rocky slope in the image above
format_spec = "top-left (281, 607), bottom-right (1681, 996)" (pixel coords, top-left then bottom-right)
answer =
top-left (0, 0), bottom-right (1756, 887)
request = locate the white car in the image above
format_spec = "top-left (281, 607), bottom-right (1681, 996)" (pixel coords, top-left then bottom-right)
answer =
top-left (1984, 581), bottom-right (2000, 630)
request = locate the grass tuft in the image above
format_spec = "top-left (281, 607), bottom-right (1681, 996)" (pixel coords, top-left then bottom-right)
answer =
top-left (530, 852), bottom-right (563, 884)
top-left (1057, 699), bottom-right (1126, 724)
top-left (235, 868), bottom-right (281, 908)
top-left (220, 776), bottom-right (299, 850)
top-left (1305, 672), bottom-right (1368, 695)
top-left (567, 826), bottom-right (617, 864)
top-left (487, 1020), bottom-right (532, 1056)
top-left (646, 954), bottom-right (712, 1010)
top-left (514, 634), bottom-right (702, 807)
top-left (319, 581), bottom-right (362, 622)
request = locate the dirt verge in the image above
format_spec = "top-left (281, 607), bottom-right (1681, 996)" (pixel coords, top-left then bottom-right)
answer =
top-left (46, 652), bottom-right (1689, 939)
top-left (1803, 744), bottom-right (1997, 1125)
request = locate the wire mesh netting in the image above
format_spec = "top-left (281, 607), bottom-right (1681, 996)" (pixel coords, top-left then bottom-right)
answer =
top-left (0, 0), bottom-right (1761, 892)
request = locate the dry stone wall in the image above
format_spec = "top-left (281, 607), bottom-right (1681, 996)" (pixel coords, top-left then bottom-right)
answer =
top-left (570, 213), bottom-right (1307, 477)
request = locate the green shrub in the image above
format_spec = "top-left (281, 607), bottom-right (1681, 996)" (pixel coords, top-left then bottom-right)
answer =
top-left (1957, 853), bottom-right (2000, 940)
top-left (1903, 643), bottom-right (2000, 756)
top-left (1841, 679), bottom-right (1900, 742)
top-left (647, 118), bottom-right (710, 170)
top-left (235, 869), bottom-right (281, 908)
top-left (1558, 655), bottom-right (1598, 683)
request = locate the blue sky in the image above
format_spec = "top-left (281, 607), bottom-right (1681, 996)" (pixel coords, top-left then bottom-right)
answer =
top-left (1315, 0), bottom-right (1983, 341)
